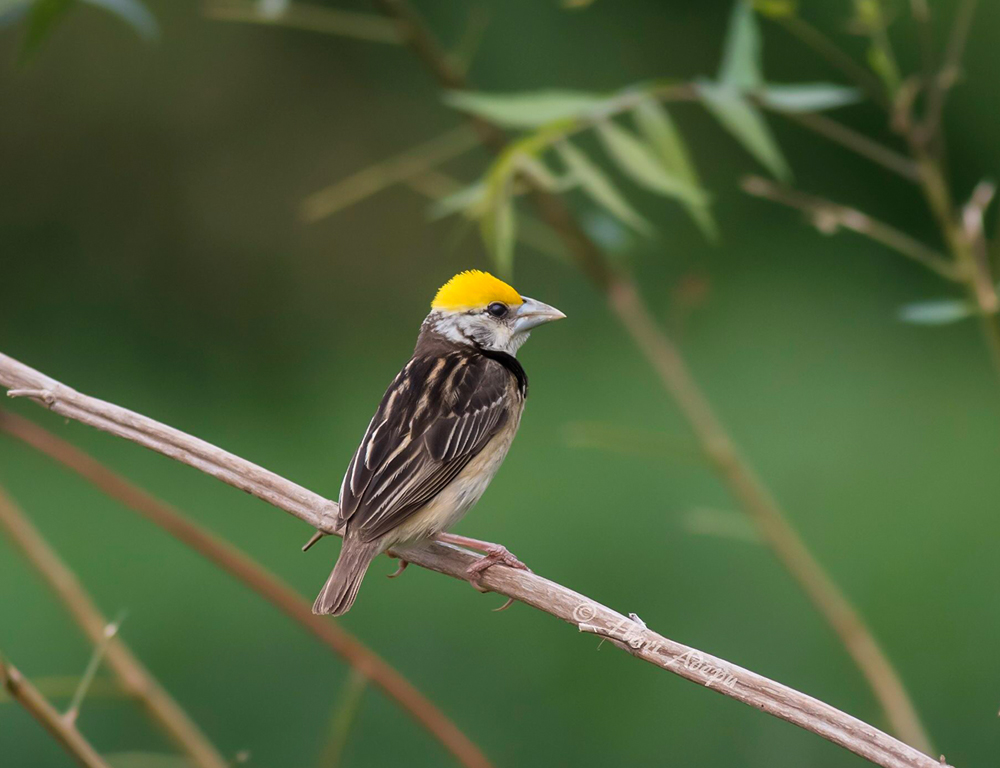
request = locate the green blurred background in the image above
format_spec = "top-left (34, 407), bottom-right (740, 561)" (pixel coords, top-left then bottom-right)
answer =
top-left (2, 1), bottom-right (999, 766)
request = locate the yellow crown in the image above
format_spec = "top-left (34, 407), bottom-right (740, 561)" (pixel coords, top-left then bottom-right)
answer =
top-left (431, 270), bottom-right (523, 311)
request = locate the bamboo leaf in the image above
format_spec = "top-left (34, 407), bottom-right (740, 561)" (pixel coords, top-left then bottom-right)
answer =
top-left (719, 0), bottom-right (763, 90)
top-left (480, 168), bottom-right (517, 277)
top-left (19, 0), bottom-right (74, 62)
top-left (555, 141), bottom-right (652, 236)
top-left (443, 90), bottom-right (610, 129)
top-left (697, 81), bottom-right (791, 181)
top-left (751, 0), bottom-right (797, 18)
top-left (595, 120), bottom-right (708, 205)
top-left (758, 83), bottom-right (862, 112)
top-left (427, 181), bottom-right (486, 220)
top-left (897, 299), bottom-right (974, 325)
top-left (0, 0), bottom-right (30, 29)
top-left (80, 0), bottom-right (158, 39)
top-left (632, 99), bottom-right (717, 240)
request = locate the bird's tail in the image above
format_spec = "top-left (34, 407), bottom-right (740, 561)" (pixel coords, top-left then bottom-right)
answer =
top-left (312, 537), bottom-right (382, 616)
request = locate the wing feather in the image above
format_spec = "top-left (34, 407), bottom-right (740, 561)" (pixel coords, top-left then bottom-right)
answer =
top-left (338, 349), bottom-right (516, 543)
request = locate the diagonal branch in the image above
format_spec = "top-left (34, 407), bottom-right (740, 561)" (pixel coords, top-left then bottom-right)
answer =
top-left (367, 0), bottom-right (934, 754)
top-left (0, 656), bottom-right (112, 768)
top-left (0, 484), bottom-right (231, 768)
top-left (0, 352), bottom-right (951, 768)
top-left (0, 408), bottom-right (494, 768)
top-left (741, 175), bottom-right (961, 281)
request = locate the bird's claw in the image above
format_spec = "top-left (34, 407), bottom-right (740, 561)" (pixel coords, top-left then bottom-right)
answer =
top-left (387, 559), bottom-right (410, 579)
top-left (464, 544), bottom-right (531, 594)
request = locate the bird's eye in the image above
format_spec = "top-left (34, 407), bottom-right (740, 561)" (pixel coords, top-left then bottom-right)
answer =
top-left (487, 302), bottom-right (508, 318)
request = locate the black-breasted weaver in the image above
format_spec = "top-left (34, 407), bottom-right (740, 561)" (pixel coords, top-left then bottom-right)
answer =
top-left (311, 270), bottom-right (565, 615)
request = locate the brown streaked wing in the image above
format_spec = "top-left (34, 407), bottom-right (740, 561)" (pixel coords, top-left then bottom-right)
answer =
top-left (338, 349), bottom-right (514, 543)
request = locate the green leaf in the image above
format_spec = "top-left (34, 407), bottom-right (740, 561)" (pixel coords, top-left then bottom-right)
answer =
top-left (19, 0), bottom-right (75, 63)
top-left (80, 0), bottom-right (158, 39)
top-left (719, 1), bottom-right (763, 90)
top-left (555, 141), bottom-right (652, 236)
top-left (632, 99), bottom-right (717, 240)
top-left (427, 181), bottom-right (486, 220)
top-left (697, 81), bottom-right (790, 181)
top-left (757, 83), bottom-right (862, 112)
top-left (443, 90), bottom-right (610, 129)
top-left (866, 44), bottom-right (900, 94)
top-left (480, 170), bottom-right (517, 277)
top-left (0, 0), bottom-right (30, 29)
top-left (595, 120), bottom-right (708, 205)
top-left (897, 299), bottom-right (974, 325)
top-left (751, 0), bottom-right (797, 18)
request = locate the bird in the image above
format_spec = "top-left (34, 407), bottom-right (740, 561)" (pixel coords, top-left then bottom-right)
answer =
top-left (311, 269), bottom-right (565, 616)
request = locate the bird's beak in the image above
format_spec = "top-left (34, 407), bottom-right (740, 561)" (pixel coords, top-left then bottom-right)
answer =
top-left (513, 296), bottom-right (566, 334)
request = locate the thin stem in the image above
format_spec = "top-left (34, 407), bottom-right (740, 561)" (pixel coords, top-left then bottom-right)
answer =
top-left (0, 409), bottom-right (494, 768)
top-left (316, 668), bottom-right (369, 768)
top-left (919, 0), bottom-right (979, 151)
top-left (741, 175), bottom-right (960, 281)
top-left (0, 656), bottom-right (112, 768)
top-left (369, 0), bottom-right (934, 754)
top-left (0, 355), bottom-right (949, 768)
top-left (907, 0), bottom-right (936, 90)
top-left (204, 0), bottom-right (403, 44)
top-left (772, 110), bottom-right (921, 182)
top-left (0, 484), bottom-right (231, 768)
top-left (64, 614), bottom-right (123, 726)
top-left (775, 15), bottom-right (889, 109)
top-left (301, 125), bottom-right (480, 222)
top-left (908, 145), bottom-right (1000, 381)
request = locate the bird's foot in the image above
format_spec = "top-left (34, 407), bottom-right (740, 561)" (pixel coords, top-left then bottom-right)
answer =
top-left (435, 533), bottom-right (530, 611)
top-left (386, 557), bottom-right (409, 579)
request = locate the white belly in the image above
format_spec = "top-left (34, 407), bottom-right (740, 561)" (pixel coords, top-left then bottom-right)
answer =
top-left (388, 409), bottom-right (521, 545)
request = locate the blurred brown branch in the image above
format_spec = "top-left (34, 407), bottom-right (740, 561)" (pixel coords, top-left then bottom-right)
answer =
top-left (369, 0), bottom-right (933, 754)
top-left (0, 355), bottom-right (949, 768)
top-left (0, 408), bottom-right (494, 768)
top-left (0, 483), bottom-right (231, 768)
top-left (0, 656), bottom-right (112, 768)
top-left (741, 175), bottom-right (960, 280)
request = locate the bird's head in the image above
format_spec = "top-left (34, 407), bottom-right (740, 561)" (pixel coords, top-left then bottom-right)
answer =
top-left (423, 270), bottom-right (565, 355)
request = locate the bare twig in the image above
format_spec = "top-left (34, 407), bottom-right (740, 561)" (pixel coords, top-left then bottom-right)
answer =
top-left (0, 409), bottom-right (494, 768)
top-left (768, 109), bottom-right (920, 181)
top-left (0, 656), bottom-right (112, 768)
top-left (0, 484), bottom-right (231, 768)
top-left (961, 181), bottom-right (999, 313)
top-left (0, 354), bottom-right (949, 768)
top-left (368, 0), bottom-right (935, 752)
top-left (204, 0), bottom-right (403, 44)
top-left (302, 125), bottom-right (480, 222)
top-left (64, 614), bottom-right (123, 727)
top-left (741, 175), bottom-right (960, 281)
top-left (919, 0), bottom-right (979, 150)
